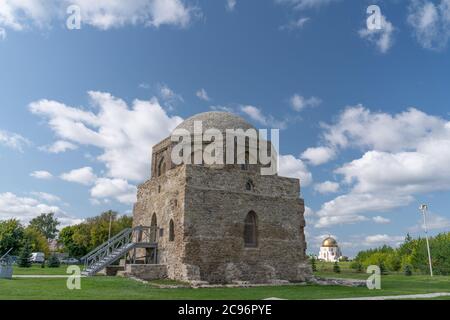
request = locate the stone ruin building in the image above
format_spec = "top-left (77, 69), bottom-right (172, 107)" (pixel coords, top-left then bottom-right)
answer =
top-left (130, 111), bottom-right (312, 284)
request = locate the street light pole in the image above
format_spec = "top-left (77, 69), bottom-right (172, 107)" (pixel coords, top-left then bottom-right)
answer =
top-left (419, 204), bottom-right (433, 277)
top-left (108, 211), bottom-right (113, 243)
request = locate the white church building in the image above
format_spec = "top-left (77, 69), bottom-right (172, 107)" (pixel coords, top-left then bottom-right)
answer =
top-left (318, 236), bottom-right (342, 262)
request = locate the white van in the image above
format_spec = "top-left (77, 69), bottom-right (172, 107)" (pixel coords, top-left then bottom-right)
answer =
top-left (30, 252), bottom-right (45, 263)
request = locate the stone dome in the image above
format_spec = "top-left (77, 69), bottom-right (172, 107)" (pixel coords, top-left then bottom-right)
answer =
top-left (322, 237), bottom-right (338, 247)
top-left (173, 111), bottom-right (255, 134)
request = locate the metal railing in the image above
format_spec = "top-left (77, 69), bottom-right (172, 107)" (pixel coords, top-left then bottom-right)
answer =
top-left (81, 226), bottom-right (155, 275)
top-left (80, 227), bottom-right (132, 262)
top-left (0, 248), bottom-right (13, 261)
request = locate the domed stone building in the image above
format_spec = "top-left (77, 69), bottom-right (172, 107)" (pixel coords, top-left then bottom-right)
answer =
top-left (131, 111), bottom-right (312, 284)
top-left (318, 237), bottom-right (342, 262)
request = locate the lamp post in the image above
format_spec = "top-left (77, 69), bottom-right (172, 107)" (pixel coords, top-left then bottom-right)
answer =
top-left (419, 204), bottom-right (433, 277)
top-left (108, 211), bottom-right (113, 243)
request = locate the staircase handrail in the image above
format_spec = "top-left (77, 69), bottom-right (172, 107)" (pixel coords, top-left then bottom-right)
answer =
top-left (80, 227), bottom-right (132, 262)
top-left (81, 226), bottom-right (153, 274)
top-left (0, 248), bottom-right (13, 260)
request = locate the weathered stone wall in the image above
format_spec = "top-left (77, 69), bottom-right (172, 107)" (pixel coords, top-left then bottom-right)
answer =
top-left (125, 264), bottom-right (168, 281)
top-left (182, 165), bottom-right (311, 284)
top-left (133, 165), bottom-right (187, 280)
top-left (151, 137), bottom-right (174, 177)
top-left (133, 162), bottom-right (312, 284)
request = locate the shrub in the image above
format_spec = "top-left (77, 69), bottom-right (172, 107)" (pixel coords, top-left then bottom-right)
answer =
top-left (379, 261), bottom-right (387, 275)
top-left (350, 260), bottom-right (363, 272)
top-left (17, 241), bottom-right (32, 268)
top-left (47, 254), bottom-right (60, 268)
top-left (311, 256), bottom-right (317, 272)
top-left (404, 264), bottom-right (412, 276)
top-left (333, 261), bottom-right (341, 273)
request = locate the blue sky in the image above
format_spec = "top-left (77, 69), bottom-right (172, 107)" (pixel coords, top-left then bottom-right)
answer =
top-left (1, 0), bottom-right (450, 256)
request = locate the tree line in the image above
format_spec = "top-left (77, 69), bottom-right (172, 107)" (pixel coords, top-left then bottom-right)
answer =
top-left (350, 232), bottom-right (450, 275)
top-left (0, 211), bottom-right (132, 260)
top-left (59, 211), bottom-right (132, 257)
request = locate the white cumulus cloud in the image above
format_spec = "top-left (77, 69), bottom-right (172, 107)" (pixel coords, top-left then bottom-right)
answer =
top-left (0, 192), bottom-right (82, 227)
top-left (0, 0), bottom-right (198, 35)
top-left (39, 140), bottom-right (78, 153)
top-left (313, 106), bottom-right (450, 228)
top-left (359, 13), bottom-right (395, 53)
top-left (409, 213), bottom-right (450, 232)
top-left (289, 94), bottom-right (321, 112)
top-left (60, 167), bottom-right (97, 186)
top-left (275, 0), bottom-right (338, 10)
top-left (30, 170), bottom-right (53, 180)
top-left (29, 91), bottom-right (183, 182)
top-left (158, 83), bottom-right (184, 107)
top-left (301, 146), bottom-right (336, 166)
top-left (91, 178), bottom-right (137, 204)
top-left (29, 91), bottom-right (184, 205)
top-left (314, 181), bottom-right (339, 194)
top-left (279, 154), bottom-right (312, 186)
top-left (364, 234), bottom-right (404, 246)
top-left (30, 192), bottom-right (61, 203)
top-left (372, 216), bottom-right (391, 224)
top-left (408, 0), bottom-right (450, 50)
top-left (0, 129), bottom-right (29, 152)
top-left (196, 88), bottom-right (210, 101)
top-left (315, 193), bottom-right (413, 228)
top-left (240, 105), bottom-right (287, 128)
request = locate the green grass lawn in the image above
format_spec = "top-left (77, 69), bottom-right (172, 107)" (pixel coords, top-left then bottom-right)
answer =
top-left (1, 274), bottom-right (449, 300)
top-left (12, 265), bottom-right (70, 275)
top-left (2, 261), bottom-right (448, 300)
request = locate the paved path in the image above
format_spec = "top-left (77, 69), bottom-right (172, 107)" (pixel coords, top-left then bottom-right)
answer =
top-left (264, 292), bottom-right (450, 300)
top-left (330, 292), bottom-right (450, 300)
top-left (12, 275), bottom-right (85, 278)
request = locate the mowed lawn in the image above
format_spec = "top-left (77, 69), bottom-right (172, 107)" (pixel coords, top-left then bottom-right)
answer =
top-left (12, 265), bottom-right (71, 275)
top-left (1, 270), bottom-right (449, 300)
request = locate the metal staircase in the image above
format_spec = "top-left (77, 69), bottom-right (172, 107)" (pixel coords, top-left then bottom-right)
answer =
top-left (81, 226), bottom-right (156, 276)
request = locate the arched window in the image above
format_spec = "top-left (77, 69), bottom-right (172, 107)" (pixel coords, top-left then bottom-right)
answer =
top-left (245, 179), bottom-right (254, 191)
top-left (150, 213), bottom-right (157, 242)
top-left (244, 211), bottom-right (257, 247)
top-left (157, 157), bottom-right (166, 177)
top-left (169, 219), bottom-right (175, 242)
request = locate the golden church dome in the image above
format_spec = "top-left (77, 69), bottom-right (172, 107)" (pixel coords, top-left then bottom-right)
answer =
top-left (322, 237), bottom-right (338, 247)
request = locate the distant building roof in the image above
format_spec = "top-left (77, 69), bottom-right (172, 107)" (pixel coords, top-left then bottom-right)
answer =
top-left (322, 237), bottom-right (338, 247)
